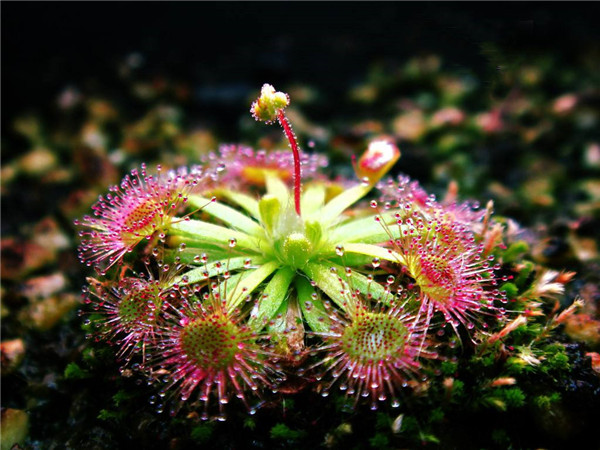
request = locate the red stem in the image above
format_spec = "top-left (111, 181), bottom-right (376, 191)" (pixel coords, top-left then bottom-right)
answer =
top-left (277, 109), bottom-right (302, 216)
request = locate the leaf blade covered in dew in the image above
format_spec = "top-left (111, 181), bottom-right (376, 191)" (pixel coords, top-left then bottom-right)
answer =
top-left (173, 256), bottom-right (264, 285)
top-left (301, 182), bottom-right (326, 218)
top-left (342, 243), bottom-right (406, 266)
top-left (226, 260), bottom-right (280, 312)
top-left (296, 276), bottom-right (331, 332)
top-left (170, 219), bottom-right (260, 252)
top-left (304, 261), bottom-right (392, 312)
top-left (319, 184), bottom-right (372, 225)
top-left (187, 195), bottom-right (264, 236)
top-left (216, 189), bottom-right (261, 220)
top-left (328, 212), bottom-right (399, 244)
top-left (248, 266), bottom-right (296, 330)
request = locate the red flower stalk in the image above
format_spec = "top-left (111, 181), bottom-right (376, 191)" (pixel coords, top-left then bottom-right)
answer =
top-left (250, 84), bottom-right (303, 216)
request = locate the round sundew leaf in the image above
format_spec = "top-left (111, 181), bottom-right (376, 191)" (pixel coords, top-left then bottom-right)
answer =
top-left (341, 312), bottom-right (408, 362)
top-left (179, 313), bottom-right (241, 370)
top-left (117, 285), bottom-right (162, 328)
top-left (355, 138), bottom-right (401, 185)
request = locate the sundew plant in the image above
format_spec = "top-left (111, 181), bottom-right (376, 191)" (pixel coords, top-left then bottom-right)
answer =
top-left (76, 84), bottom-right (575, 420)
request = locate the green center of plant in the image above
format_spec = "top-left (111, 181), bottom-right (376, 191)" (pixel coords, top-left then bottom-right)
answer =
top-left (278, 232), bottom-right (313, 269)
top-left (179, 314), bottom-right (241, 370)
top-left (118, 285), bottom-right (162, 329)
top-left (341, 312), bottom-right (408, 362)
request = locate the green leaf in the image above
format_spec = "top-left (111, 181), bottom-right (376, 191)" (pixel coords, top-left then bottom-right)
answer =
top-left (217, 189), bottom-right (261, 220)
top-left (188, 195), bottom-right (263, 236)
top-left (226, 260), bottom-right (280, 311)
top-left (259, 195), bottom-right (281, 235)
top-left (175, 256), bottom-right (264, 285)
top-left (330, 263), bottom-right (391, 304)
top-left (301, 182), bottom-right (326, 217)
top-left (248, 266), bottom-right (296, 330)
top-left (296, 276), bottom-right (331, 332)
top-left (342, 243), bottom-right (406, 265)
top-left (303, 262), bottom-right (349, 310)
top-left (327, 252), bottom-right (373, 267)
top-left (319, 184), bottom-right (372, 225)
top-left (165, 246), bottom-right (238, 264)
top-left (170, 219), bottom-right (259, 251)
top-left (266, 173), bottom-right (290, 206)
top-left (304, 262), bottom-right (390, 311)
top-left (328, 213), bottom-right (397, 244)
top-left (267, 298), bottom-right (289, 334)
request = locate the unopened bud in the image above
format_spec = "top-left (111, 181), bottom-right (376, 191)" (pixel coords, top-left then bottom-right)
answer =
top-left (250, 84), bottom-right (290, 124)
top-left (355, 137), bottom-right (400, 185)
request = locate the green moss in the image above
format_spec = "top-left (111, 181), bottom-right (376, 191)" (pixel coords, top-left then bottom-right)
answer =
top-left (440, 360), bottom-right (458, 376)
top-left (514, 261), bottom-right (535, 287)
top-left (400, 415), bottom-right (419, 434)
top-left (419, 432), bottom-right (440, 444)
top-left (190, 423), bottom-right (214, 443)
top-left (534, 392), bottom-right (561, 410)
top-left (491, 428), bottom-right (511, 446)
top-left (243, 417), bottom-right (256, 431)
top-left (428, 407), bottom-right (444, 423)
top-left (375, 412), bottom-right (390, 430)
top-left (543, 344), bottom-right (570, 372)
top-left (499, 282), bottom-right (519, 300)
top-left (369, 432), bottom-right (390, 448)
top-left (496, 387), bottom-right (526, 408)
top-left (450, 379), bottom-right (465, 402)
top-left (502, 241), bottom-right (530, 263)
top-left (270, 423), bottom-right (306, 441)
top-left (97, 409), bottom-right (125, 421)
top-left (63, 362), bottom-right (90, 379)
top-left (283, 398), bottom-right (296, 411)
top-left (112, 390), bottom-right (134, 407)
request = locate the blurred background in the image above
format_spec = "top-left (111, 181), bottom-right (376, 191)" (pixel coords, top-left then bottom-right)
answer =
top-left (1, 3), bottom-right (599, 448)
